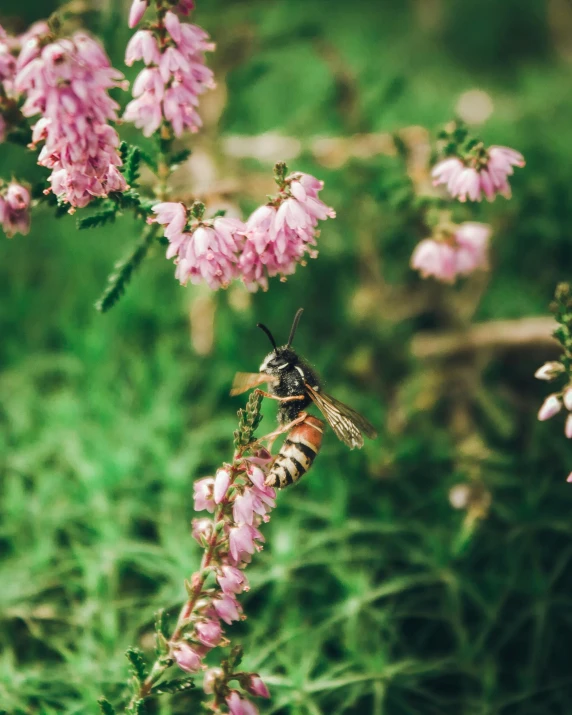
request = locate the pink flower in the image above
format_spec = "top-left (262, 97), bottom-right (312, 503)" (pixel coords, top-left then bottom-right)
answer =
top-left (538, 394), bottom-right (562, 421)
top-left (173, 642), bottom-right (204, 673)
top-left (454, 222), bottom-right (490, 275)
top-left (217, 565), bottom-right (249, 595)
top-left (535, 362), bottom-right (564, 381)
top-left (432, 145), bottom-right (524, 202)
top-left (247, 465), bottom-right (267, 489)
top-left (239, 172), bottom-right (335, 292)
top-left (411, 238), bottom-right (457, 283)
top-left (411, 223), bottom-right (491, 284)
top-left (128, 0), bottom-right (148, 28)
top-left (196, 619), bottom-right (222, 647)
top-left (227, 691), bottom-right (259, 715)
top-left (233, 489), bottom-right (255, 525)
top-left (229, 523), bottom-right (264, 563)
top-left (563, 388), bottom-right (572, 411)
top-left (171, 217), bottom-right (244, 290)
top-left (175, 0), bottom-right (196, 13)
top-left (565, 414), bottom-right (572, 439)
top-left (203, 667), bottom-right (223, 694)
top-left (123, 8), bottom-right (214, 137)
top-left (193, 477), bottom-right (215, 513)
top-left (125, 31), bottom-right (160, 66)
top-left (14, 32), bottom-right (126, 207)
top-left (567, 473), bottom-right (572, 484)
top-left (191, 517), bottom-right (214, 545)
top-left (214, 467), bottom-right (231, 504)
top-left (213, 594), bottom-right (241, 624)
top-left (244, 675), bottom-right (271, 699)
top-left (0, 182), bottom-right (31, 237)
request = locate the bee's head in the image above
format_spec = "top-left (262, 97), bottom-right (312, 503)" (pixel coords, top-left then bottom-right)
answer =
top-left (257, 308), bottom-right (304, 375)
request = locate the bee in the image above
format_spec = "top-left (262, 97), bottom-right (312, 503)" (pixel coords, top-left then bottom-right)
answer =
top-left (231, 308), bottom-right (377, 488)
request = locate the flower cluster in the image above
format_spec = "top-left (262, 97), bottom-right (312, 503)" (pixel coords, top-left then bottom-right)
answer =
top-left (14, 29), bottom-right (127, 208)
top-left (535, 283), bottom-right (572, 482)
top-left (168, 453), bottom-right (275, 711)
top-left (152, 166), bottom-right (335, 291)
top-left (410, 221), bottom-right (491, 283)
top-left (124, 1), bottom-right (215, 137)
top-left (432, 145), bottom-right (525, 203)
top-left (239, 170), bottom-right (336, 291)
top-left (0, 181), bottom-right (31, 237)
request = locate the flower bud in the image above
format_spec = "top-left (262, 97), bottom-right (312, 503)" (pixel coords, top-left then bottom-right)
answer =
top-left (193, 477), bottom-right (215, 512)
top-left (567, 472), bottom-right (572, 483)
top-left (564, 387), bottom-right (572, 411)
top-left (213, 594), bottom-right (241, 624)
top-left (565, 414), bottom-right (572, 439)
top-left (191, 517), bottom-right (213, 545)
top-left (538, 394), bottom-right (562, 421)
top-left (247, 465), bottom-right (266, 489)
top-left (173, 642), bottom-right (203, 673)
top-left (196, 619), bottom-right (222, 647)
top-left (244, 674), bottom-right (271, 699)
top-left (214, 468), bottom-right (231, 504)
top-left (535, 361), bottom-right (564, 381)
top-left (128, 0), bottom-right (148, 28)
top-left (203, 667), bottom-right (224, 695)
top-left (227, 691), bottom-right (259, 715)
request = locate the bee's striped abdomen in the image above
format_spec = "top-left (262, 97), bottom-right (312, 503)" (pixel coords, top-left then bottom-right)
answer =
top-left (266, 416), bottom-right (325, 489)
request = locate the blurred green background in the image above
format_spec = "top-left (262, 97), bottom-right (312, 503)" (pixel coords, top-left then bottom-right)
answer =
top-left (2, 0), bottom-right (572, 713)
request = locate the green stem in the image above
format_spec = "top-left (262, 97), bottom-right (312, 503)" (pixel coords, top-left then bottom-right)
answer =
top-left (95, 224), bottom-right (158, 313)
top-left (127, 453), bottom-right (247, 708)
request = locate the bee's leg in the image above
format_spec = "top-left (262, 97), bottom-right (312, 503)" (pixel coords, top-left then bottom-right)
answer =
top-left (255, 411), bottom-right (308, 448)
top-left (254, 389), bottom-right (306, 402)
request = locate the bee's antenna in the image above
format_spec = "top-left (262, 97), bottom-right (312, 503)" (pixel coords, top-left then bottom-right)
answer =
top-left (287, 308), bottom-right (304, 348)
top-left (257, 322), bottom-right (277, 351)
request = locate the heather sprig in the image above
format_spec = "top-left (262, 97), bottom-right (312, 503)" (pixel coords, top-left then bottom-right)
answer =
top-left (431, 119), bottom-right (525, 203)
top-left (535, 283), bottom-right (572, 480)
top-left (102, 390), bottom-right (274, 713)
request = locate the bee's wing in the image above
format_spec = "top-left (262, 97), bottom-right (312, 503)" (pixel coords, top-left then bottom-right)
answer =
top-left (230, 372), bottom-right (277, 396)
top-left (305, 383), bottom-right (377, 449)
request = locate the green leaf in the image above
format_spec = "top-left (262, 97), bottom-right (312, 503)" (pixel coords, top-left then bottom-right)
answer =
top-left (97, 698), bottom-right (116, 715)
top-left (151, 678), bottom-right (195, 695)
top-left (138, 147), bottom-right (158, 173)
top-left (125, 647), bottom-right (149, 682)
top-left (169, 148), bottom-right (191, 168)
top-left (77, 207), bottom-right (117, 230)
top-left (125, 146), bottom-right (142, 187)
top-left (95, 226), bottom-right (157, 313)
top-left (155, 608), bottom-right (169, 639)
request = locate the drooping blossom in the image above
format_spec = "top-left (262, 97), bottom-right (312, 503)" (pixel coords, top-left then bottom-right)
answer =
top-left (128, 0), bottom-right (149, 28)
top-left (239, 171), bottom-right (336, 291)
top-left (535, 362), bottom-right (565, 381)
top-left (0, 182), bottom-right (31, 237)
top-left (124, 6), bottom-right (215, 137)
top-left (166, 437), bottom-right (274, 706)
top-left (227, 690), bottom-right (259, 715)
top-left (411, 222), bottom-right (491, 283)
top-left (152, 202), bottom-right (245, 289)
top-left (14, 30), bottom-right (127, 208)
top-left (538, 394), bottom-right (562, 421)
top-left (432, 145), bottom-right (525, 202)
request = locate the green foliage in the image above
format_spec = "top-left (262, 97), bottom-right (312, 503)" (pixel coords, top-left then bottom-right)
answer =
top-left (97, 698), bottom-right (116, 715)
top-left (151, 678), bottom-right (195, 695)
top-left (77, 206), bottom-right (117, 230)
top-left (95, 226), bottom-right (157, 313)
top-left (126, 648), bottom-right (149, 683)
top-left (234, 391), bottom-right (263, 448)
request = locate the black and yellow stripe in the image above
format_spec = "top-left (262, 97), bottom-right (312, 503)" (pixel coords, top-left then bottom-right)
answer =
top-left (267, 419), bottom-right (324, 488)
